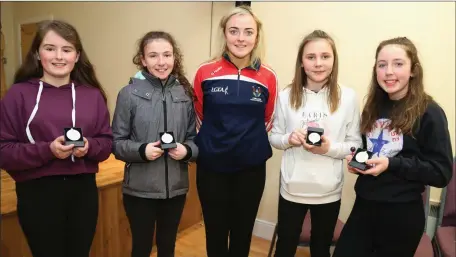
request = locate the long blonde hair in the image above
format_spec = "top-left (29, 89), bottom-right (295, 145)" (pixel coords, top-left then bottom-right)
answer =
top-left (288, 30), bottom-right (340, 113)
top-left (212, 5), bottom-right (265, 67)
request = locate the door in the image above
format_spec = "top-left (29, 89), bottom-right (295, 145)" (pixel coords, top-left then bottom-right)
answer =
top-left (1, 16), bottom-right (6, 98)
top-left (20, 22), bottom-right (38, 64)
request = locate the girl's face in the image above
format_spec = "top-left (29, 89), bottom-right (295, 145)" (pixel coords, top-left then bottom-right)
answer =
top-left (141, 38), bottom-right (175, 80)
top-left (224, 13), bottom-right (257, 60)
top-left (376, 44), bottom-right (412, 100)
top-left (301, 39), bottom-right (334, 87)
top-left (39, 30), bottom-right (79, 82)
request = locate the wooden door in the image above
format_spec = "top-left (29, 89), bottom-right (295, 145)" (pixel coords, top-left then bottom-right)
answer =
top-left (1, 18), bottom-right (6, 98)
top-left (20, 23), bottom-right (38, 64)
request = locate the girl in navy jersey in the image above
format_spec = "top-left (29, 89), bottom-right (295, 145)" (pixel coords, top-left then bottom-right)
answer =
top-left (193, 5), bottom-right (278, 257)
top-left (333, 37), bottom-right (453, 257)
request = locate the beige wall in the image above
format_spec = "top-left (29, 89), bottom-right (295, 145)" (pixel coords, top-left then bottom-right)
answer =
top-left (2, 2), bottom-right (455, 227)
top-left (253, 2), bottom-right (455, 223)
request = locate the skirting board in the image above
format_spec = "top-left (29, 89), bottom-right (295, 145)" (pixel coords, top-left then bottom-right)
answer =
top-left (253, 219), bottom-right (276, 240)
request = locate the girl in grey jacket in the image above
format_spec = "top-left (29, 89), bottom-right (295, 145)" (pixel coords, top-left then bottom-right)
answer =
top-left (112, 31), bottom-right (198, 257)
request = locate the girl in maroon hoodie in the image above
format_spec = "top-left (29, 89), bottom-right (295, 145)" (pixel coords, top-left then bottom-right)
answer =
top-left (0, 20), bottom-right (112, 257)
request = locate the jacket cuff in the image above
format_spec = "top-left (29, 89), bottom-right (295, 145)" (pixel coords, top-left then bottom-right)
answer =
top-left (139, 143), bottom-right (149, 161)
top-left (181, 143), bottom-right (192, 162)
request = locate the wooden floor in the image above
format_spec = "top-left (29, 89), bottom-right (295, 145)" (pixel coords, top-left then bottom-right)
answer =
top-left (150, 222), bottom-right (310, 257)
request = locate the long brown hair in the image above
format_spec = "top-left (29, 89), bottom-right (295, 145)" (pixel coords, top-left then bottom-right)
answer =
top-left (360, 37), bottom-right (432, 136)
top-left (13, 20), bottom-right (107, 103)
top-left (133, 31), bottom-right (193, 98)
top-left (288, 30), bottom-right (340, 112)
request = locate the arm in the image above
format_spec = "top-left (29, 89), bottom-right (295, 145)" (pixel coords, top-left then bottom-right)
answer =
top-left (387, 103), bottom-right (453, 188)
top-left (181, 101), bottom-right (199, 162)
top-left (324, 91), bottom-right (362, 159)
top-left (85, 91), bottom-right (113, 162)
top-left (265, 71), bottom-right (278, 132)
top-left (0, 87), bottom-right (55, 171)
top-left (269, 93), bottom-right (293, 150)
top-left (193, 69), bottom-right (204, 130)
top-left (111, 86), bottom-right (148, 163)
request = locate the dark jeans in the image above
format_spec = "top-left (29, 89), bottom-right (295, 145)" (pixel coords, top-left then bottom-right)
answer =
top-left (333, 196), bottom-right (425, 257)
top-left (16, 173), bottom-right (98, 257)
top-left (123, 193), bottom-right (186, 257)
top-left (197, 163), bottom-right (266, 257)
top-left (274, 195), bottom-right (341, 257)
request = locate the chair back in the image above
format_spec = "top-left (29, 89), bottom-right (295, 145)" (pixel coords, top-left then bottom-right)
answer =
top-left (438, 158), bottom-right (456, 227)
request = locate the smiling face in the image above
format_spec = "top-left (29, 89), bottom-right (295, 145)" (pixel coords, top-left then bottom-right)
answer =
top-left (38, 30), bottom-right (79, 83)
top-left (376, 44), bottom-right (413, 100)
top-left (224, 13), bottom-right (257, 61)
top-left (301, 38), bottom-right (334, 88)
top-left (141, 38), bottom-right (175, 80)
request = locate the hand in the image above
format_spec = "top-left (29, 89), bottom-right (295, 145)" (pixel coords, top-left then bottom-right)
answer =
top-left (363, 157), bottom-right (389, 176)
top-left (50, 136), bottom-right (74, 159)
top-left (288, 129), bottom-right (306, 146)
top-left (145, 141), bottom-right (164, 161)
top-left (73, 137), bottom-right (89, 158)
top-left (302, 134), bottom-right (330, 155)
top-left (345, 154), bottom-right (362, 174)
top-left (168, 143), bottom-right (188, 161)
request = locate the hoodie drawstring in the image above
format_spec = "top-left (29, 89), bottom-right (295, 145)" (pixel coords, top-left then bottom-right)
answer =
top-left (26, 81), bottom-right (76, 162)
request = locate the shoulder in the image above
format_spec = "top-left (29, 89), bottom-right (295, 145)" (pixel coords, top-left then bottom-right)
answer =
top-left (2, 81), bottom-right (35, 104)
top-left (77, 84), bottom-right (106, 102)
top-left (277, 86), bottom-right (291, 102)
top-left (423, 99), bottom-right (447, 122)
top-left (259, 63), bottom-right (278, 83)
top-left (339, 84), bottom-right (357, 98)
top-left (195, 59), bottom-right (222, 78)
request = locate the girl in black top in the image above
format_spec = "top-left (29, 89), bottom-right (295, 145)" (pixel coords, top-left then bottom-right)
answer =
top-left (333, 37), bottom-right (453, 257)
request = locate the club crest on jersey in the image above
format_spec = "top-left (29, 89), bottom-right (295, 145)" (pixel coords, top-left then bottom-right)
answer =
top-left (250, 86), bottom-right (263, 102)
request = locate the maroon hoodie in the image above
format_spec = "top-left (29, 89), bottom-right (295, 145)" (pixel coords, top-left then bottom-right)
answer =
top-left (0, 78), bottom-right (113, 182)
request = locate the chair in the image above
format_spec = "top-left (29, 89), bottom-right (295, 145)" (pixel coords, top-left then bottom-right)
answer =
top-left (433, 159), bottom-right (456, 257)
top-left (414, 185), bottom-right (435, 257)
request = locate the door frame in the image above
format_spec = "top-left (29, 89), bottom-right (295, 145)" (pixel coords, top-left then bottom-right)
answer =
top-left (17, 14), bottom-right (53, 65)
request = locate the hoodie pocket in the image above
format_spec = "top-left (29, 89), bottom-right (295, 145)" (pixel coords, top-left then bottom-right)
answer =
top-left (287, 158), bottom-right (340, 196)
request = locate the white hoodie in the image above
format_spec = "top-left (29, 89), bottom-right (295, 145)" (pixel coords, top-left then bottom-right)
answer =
top-left (269, 85), bottom-right (362, 204)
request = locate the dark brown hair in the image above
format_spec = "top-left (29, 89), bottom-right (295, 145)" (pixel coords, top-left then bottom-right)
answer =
top-left (360, 37), bottom-right (432, 136)
top-left (288, 30), bottom-right (340, 113)
top-left (13, 19), bottom-right (107, 102)
top-left (133, 31), bottom-right (193, 98)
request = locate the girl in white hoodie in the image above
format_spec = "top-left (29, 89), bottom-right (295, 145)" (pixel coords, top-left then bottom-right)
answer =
top-left (269, 30), bottom-right (362, 257)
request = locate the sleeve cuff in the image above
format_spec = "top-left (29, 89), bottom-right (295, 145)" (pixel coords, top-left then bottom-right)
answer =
top-left (181, 143), bottom-right (192, 162)
top-left (281, 133), bottom-right (292, 149)
top-left (324, 143), bottom-right (338, 158)
top-left (139, 143), bottom-right (149, 161)
top-left (387, 157), bottom-right (401, 173)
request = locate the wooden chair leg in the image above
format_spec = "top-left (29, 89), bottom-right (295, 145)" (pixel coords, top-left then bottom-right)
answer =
top-left (268, 224), bottom-right (278, 257)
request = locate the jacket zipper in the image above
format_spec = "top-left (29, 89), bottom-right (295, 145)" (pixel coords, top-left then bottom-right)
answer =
top-left (162, 85), bottom-right (169, 199)
top-left (237, 69), bottom-right (241, 96)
